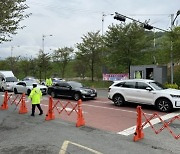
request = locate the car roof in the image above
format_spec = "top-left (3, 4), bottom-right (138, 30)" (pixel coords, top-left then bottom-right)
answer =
top-left (67, 81), bottom-right (81, 84)
top-left (114, 79), bottom-right (154, 83)
top-left (18, 80), bottom-right (38, 84)
top-left (23, 76), bottom-right (35, 79)
top-left (52, 77), bottom-right (62, 80)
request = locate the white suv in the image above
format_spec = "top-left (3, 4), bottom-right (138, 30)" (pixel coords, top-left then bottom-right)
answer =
top-left (108, 79), bottom-right (180, 112)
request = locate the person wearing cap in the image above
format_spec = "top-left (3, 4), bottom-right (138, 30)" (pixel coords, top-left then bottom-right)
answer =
top-left (29, 83), bottom-right (43, 116)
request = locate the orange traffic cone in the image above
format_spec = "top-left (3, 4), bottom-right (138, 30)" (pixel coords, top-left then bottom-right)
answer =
top-left (45, 96), bottom-right (55, 120)
top-left (133, 106), bottom-right (144, 141)
top-left (19, 93), bottom-right (28, 114)
top-left (0, 91), bottom-right (8, 110)
top-left (76, 99), bottom-right (85, 127)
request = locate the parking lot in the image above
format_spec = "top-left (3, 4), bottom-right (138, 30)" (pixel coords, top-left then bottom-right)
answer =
top-left (0, 90), bottom-right (180, 154)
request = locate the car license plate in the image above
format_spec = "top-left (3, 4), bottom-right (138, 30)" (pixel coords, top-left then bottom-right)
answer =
top-left (91, 94), bottom-right (95, 96)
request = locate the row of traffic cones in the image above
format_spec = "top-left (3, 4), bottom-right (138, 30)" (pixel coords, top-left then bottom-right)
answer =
top-left (0, 91), bottom-right (28, 114)
top-left (45, 97), bottom-right (85, 127)
top-left (1, 91), bottom-right (85, 127)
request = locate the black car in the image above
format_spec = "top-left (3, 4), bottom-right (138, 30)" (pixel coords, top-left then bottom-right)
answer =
top-left (47, 81), bottom-right (97, 100)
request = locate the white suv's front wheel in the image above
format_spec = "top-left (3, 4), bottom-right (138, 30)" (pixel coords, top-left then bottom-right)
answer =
top-left (156, 98), bottom-right (172, 112)
top-left (113, 94), bottom-right (125, 106)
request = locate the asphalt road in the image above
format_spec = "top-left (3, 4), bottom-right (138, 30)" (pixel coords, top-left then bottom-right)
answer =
top-left (0, 91), bottom-right (180, 154)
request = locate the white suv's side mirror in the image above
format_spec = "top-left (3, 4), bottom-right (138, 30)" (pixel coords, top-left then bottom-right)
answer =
top-left (146, 87), bottom-right (152, 91)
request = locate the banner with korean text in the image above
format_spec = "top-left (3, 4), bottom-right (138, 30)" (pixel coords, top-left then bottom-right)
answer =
top-left (103, 73), bottom-right (129, 81)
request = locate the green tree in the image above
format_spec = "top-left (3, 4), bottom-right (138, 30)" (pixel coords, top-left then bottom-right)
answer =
top-left (37, 50), bottom-right (51, 81)
top-left (0, 0), bottom-right (30, 43)
top-left (104, 22), bottom-right (151, 74)
top-left (171, 26), bottom-right (180, 62)
top-left (76, 31), bottom-right (102, 81)
top-left (52, 47), bottom-right (74, 78)
top-left (5, 56), bottom-right (20, 74)
top-left (73, 57), bottom-right (87, 79)
top-left (18, 57), bottom-right (31, 78)
top-left (29, 58), bottom-right (38, 78)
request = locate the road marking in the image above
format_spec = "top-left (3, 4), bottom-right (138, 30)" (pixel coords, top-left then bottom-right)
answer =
top-left (59, 140), bottom-right (102, 154)
top-left (41, 97), bottom-right (49, 101)
top-left (93, 100), bottom-right (111, 104)
top-left (82, 103), bottom-right (153, 116)
top-left (117, 110), bottom-right (180, 136)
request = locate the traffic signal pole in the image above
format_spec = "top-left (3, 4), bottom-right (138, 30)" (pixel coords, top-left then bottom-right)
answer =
top-left (114, 12), bottom-right (168, 32)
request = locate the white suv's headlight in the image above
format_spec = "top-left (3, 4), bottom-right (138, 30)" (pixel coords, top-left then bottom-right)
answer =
top-left (170, 94), bottom-right (180, 98)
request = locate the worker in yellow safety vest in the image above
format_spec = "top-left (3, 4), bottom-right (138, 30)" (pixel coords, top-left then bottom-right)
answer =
top-left (135, 71), bottom-right (142, 79)
top-left (45, 78), bottom-right (49, 86)
top-left (49, 78), bottom-right (53, 86)
top-left (29, 83), bottom-right (43, 116)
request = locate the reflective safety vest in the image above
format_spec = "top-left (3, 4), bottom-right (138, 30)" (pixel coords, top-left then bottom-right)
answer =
top-left (135, 71), bottom-right (141, 79)
top-left (49, 78), bottom-right (53, 86)
top-left (29, 87), bottom-right (42, 104)
top-left (45, 78), bottom-right (49, 86)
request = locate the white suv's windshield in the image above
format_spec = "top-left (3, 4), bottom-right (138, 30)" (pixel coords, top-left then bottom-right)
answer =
top-left (6, 77), bottom-right (18, 82)
top-left (149, 82), bottom-right (165, 90)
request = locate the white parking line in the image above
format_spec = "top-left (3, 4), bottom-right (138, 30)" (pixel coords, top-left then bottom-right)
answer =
top-left (59, 140), bottom-right (102, 154)
top-left (117, 111), bottom-right (180, 136)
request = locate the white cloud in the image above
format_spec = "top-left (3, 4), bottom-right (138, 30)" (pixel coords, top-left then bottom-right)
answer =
top-left (0, 0), bottom-right (180, 59)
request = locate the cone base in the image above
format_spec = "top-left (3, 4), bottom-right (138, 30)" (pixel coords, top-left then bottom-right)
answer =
top-left (45, 113), bottom-right (55, 121)
top-left (133, 132), bottom-right (144, 141)
top-left (0, 104), bottom-right (8, 110)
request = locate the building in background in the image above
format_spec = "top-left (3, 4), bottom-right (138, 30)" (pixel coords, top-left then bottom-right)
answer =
top-left (130, 65), bottom-right (167, 84)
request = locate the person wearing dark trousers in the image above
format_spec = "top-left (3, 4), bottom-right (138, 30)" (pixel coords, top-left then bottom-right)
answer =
top-left (29, 83), bottom-right (43, 116)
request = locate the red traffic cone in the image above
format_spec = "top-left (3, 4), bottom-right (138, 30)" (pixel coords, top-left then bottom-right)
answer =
top-left (76, 99), bottom-right (85, 127)
top-left (45, 97), bottom-right (55, 120)
top-left (133, 106), bottom-right (144, 141)
top-left (19, 93), bottom-right (28, 114)
top-left (0, 91), bottom-right (8, 110)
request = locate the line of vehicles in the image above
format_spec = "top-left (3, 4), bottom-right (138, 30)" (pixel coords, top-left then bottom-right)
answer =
top-left (0, 71), bottom-right (97, 101)
top-left (1, 71), bottom-right (180, 112)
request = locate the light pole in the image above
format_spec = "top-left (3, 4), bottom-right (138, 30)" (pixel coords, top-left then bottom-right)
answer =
top-left (10, 45), bottom-right (20, 70)
top-left (102, 12), bottom-right (114, 36)
top-left (41, 34), bottom-right (52, 82)
top-left (42, 34), bottom-right (53, 53)
top-left (101, 13), bottom-right (114, 74)
top-left (11, 45), bottom-right (20, 58)
top-left (170, 10), bottom-right (180, 84)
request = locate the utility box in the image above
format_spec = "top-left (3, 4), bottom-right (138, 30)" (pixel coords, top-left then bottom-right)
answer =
top-left (130, 65), bottom-right (167, 84)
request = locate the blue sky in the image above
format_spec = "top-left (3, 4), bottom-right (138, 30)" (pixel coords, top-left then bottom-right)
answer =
top-left (0, 0), bottom-right (180, 59)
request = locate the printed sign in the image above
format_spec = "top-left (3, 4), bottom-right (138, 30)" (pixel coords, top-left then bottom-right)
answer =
top-left (103, 73), bottom-right (129, 81)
